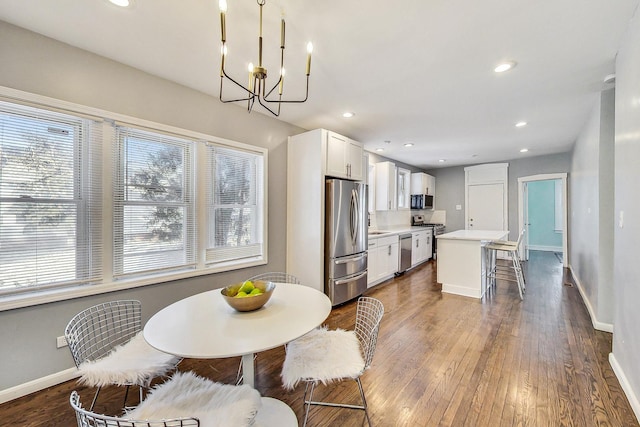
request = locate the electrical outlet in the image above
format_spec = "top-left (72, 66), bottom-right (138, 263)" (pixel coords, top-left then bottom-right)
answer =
top-left (56, 335), bottom-right (68, 348)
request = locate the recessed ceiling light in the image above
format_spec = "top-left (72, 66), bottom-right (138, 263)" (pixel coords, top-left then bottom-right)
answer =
top-left (520, 148), bottom-right (529, 153)
top-left (494, 61), bottom-right (516, 73)
top-left (515, 121), bottom-right (527, 127)
top-left (438, 159), bottom-right (446, 163)
top-left (342, 112), bottom-right (355, 118)
top-left (109, 0), bottom-right (131, 6)
top-left (404, 143), bottom-right (414, 147)
top-left (376, 148), bottom-right (384, 152)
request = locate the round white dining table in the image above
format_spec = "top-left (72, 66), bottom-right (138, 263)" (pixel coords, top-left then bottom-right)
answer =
top-left (143, 283), bottom-right (332, 426)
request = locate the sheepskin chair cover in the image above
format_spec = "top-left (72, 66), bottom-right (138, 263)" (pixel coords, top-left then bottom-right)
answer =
top-left (126, 371), bottom-right (261, 427)
top-left (78, 332), bottom-right (180, 387)
top-left (281, 327), bottom-right (365, 390)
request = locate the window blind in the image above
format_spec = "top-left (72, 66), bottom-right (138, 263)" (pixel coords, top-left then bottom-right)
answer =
top-left (113, 126), bottom-right (195, 278)
top-left (0, 101), bottom-right (102, 294)
top-left (206, 145), bottom-right (264, 265)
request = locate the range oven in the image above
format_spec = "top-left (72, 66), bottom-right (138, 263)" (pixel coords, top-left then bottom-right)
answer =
top-left (411, 215), bottom-right (445, 259)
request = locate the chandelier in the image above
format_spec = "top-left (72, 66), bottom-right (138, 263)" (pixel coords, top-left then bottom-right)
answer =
top-left (218, 0), bottom-right (313, 116)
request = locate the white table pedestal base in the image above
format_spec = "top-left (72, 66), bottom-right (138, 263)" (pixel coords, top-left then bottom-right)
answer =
top-left (254, 397), bottom-right (298, 426)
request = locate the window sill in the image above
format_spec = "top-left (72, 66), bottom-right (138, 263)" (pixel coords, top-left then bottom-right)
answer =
top-left (0, 258), bottom-right (266, 312)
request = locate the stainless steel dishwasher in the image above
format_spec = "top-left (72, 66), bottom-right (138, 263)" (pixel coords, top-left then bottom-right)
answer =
top-left (397, 233), bottom-right (412, 274)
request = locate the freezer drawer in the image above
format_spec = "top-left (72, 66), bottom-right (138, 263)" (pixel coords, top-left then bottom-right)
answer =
top-left (327, 252), bottom-right (368, 279)
top-left (326, 270), bottom-right (368, 306)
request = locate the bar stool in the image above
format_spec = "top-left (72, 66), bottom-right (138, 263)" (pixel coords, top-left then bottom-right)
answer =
top-left (485, 229), bottom-right (526, 299)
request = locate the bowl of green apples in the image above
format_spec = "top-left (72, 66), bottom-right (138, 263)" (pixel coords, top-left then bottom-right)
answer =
top-left (221, 280), bottom-right (275, 312)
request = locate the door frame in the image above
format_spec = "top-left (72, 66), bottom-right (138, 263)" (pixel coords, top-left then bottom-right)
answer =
top-left (517, 173), bottom-right (568, 267)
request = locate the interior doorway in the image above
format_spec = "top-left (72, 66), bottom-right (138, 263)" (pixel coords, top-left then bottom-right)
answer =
top-left (517, 173), bottom-right (568, 267)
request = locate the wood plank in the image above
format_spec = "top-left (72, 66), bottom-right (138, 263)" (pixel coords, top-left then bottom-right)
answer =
top-left (0, 252), bottom-right (638, 426)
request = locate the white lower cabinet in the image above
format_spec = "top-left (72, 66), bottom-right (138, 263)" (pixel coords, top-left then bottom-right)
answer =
top-left (368, 235), bottom-right (399, 287)
top-left (411, 230), bottom-right (433, 267)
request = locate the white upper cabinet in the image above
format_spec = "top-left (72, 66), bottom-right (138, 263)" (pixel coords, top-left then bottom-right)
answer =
top-left (326, 131), bottom-right (363, 181)
top-left (375, 161), bottom-right (397, 211)
top-left (410, 172), bottom-right (435, 196)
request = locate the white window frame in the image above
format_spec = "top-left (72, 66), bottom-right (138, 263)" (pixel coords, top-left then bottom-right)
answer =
top-left (0, 86), bottom-right (268, 311)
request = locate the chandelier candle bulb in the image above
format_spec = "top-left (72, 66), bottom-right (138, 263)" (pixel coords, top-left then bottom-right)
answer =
top-left (248, 63), bottom-right (254, 92)
top-left (306, 42), bottom-right (313, 75)
top-left (279, 68), bottom-right (285, 95)
top-left (219, 1), bottom-right (226, 42)
top-left (280, 19), bottom-right (285, 48)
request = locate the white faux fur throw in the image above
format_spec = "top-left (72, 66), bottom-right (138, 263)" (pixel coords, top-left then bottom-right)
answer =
top-left (78, 332), bottom-right (180, 387)
top-left (126, 371), bottom-right (261, 427)
top-left (281, 327), bottom-right (365, 390)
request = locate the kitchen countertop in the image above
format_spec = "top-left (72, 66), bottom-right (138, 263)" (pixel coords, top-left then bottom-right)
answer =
top-left (436, 229), bottom-right (507, 241)
top-left (368, 226), bottom-right (432, 238)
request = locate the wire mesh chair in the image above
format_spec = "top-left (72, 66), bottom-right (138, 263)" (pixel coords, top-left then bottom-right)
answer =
top-left (65, 300), bottom-right (181, 410)
top-left (248, 272), bottom-right (301, 284)
top-left (70, 390), bottom-right (199, 427)
top-left (281, 297), bottom-right (385, 427)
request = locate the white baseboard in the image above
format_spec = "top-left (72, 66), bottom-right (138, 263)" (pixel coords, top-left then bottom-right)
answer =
top-left (609, 353), bottom-right (640, 423)
top-left (528, 245), bottom-right (562, 252)
top-left (0, 367), bottom-right (79, 405)
top-left (568, 265), bottom-right (613, 333)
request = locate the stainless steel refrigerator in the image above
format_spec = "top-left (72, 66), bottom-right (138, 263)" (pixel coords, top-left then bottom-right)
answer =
top-left (324, 178), bottom-right (368, 305)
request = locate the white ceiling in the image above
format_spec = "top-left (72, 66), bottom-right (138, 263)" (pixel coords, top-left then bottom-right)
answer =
top-left (1, 0), bottom-right (638, 169)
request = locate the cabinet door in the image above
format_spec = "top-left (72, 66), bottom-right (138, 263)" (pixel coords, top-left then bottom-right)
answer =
top-left (411, 233), bottom-right (420, 266)
top-left (347, 139), bottom-right (363, 181)
top-left (367, 247), bottom-right (377, 286)
top-left (375, 161), bottom-right (396, 211)
top-left (326, 132), bottom-right (348, 179)
top-left (388, 243), bottom-right (399, 275)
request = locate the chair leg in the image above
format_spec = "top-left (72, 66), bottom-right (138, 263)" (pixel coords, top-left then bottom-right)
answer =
top-left (302, 382), bottom-right (316, 427)
top-left (89, 386), bottom-right (102, 411)
top-left (511, 254), bottom-right (524, 300)
top-left (356, 378), bottom-right (372, 427)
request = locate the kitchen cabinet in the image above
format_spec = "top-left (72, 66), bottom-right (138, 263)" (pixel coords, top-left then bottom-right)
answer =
top-left (411, 172), bottom-right (436, 196)
top-left (367, 234), bottom-right (399, 287)
top-left (287, 128), bottom-right (365, 293)
top-left (411, 229), bottom-right (432, 267)
top-left (326, 131), bottom-right (364, 181)
top-left (375, 161), bottom-right (397, 211)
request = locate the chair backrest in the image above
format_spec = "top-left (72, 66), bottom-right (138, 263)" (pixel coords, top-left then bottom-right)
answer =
top-left (65, 300), bottom-right (142, 367)
top-left (70, 391), bottom-right (199, 427)
top-left (354, 297), bottom-right (385, 369)
top-left (248, 272), bottom-right (301, 284)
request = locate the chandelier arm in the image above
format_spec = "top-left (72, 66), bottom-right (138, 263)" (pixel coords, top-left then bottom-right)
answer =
top-left (256, 93), bottom-right (281, 116)
top-left (262, 76), bottom-right (310, 104)
top-left (219, 71), bottom-right (257, 103)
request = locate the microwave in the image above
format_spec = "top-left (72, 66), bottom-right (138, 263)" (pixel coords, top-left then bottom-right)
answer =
top-left (410, 194), bottom-right (434, 210)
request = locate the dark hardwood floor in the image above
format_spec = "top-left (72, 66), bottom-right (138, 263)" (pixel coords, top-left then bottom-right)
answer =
top-left (2, 251), bottom-right (637, 426)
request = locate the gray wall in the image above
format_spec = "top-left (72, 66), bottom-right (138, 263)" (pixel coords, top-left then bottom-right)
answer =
top-left (613, 5), bottom-right (640, 418)
top-left (428, 152), bottom-right (572, 240)
top-left (0, 21), bottom-right (304, 390)
top-left (569, 88), bottom-right (615, 327)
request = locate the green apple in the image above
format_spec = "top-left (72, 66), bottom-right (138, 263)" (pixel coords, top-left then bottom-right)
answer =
top-left (249, 288), bottom-right (263, 296)
top-left (239, 280), bottom-right (254, 294)
top-left (235, 291), bottom-right (248, 298)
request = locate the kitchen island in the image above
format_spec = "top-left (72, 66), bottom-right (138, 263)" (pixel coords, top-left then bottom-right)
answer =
top-left (436, 229), bottom-right (509, 298)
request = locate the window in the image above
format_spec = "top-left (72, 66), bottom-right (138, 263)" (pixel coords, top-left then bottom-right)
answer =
top-left (113, 126), bottom-right (195, 277)
top-left (397, 168), bottom-right (411, 210)
top-left (0, 101), bottom-right (102, 295)
top-left (206, 145), bottom-right (265, 266)
top-left (0, 90), bottom-right (268, 306)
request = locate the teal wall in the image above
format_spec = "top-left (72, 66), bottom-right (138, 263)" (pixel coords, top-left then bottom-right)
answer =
top-left (528, 180), bottom-right (562, 249)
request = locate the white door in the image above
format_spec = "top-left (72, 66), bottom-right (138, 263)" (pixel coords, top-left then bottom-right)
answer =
top-left (467, 183), bottom-right (504, 230)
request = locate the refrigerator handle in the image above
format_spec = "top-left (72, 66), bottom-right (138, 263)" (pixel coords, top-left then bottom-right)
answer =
top-left (350, 188), bottom-right (359, 245)
top-left (334, 270), bottom-right (367, 285)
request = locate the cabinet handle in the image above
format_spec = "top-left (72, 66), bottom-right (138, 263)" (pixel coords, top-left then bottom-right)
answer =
top-left (388, 245), bottom-right (391, 256)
